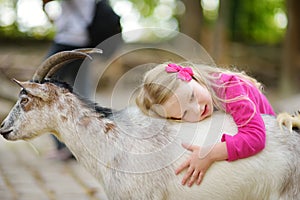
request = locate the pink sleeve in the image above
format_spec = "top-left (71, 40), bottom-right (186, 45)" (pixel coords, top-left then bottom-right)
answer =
top-left (221, 99), bottom-right (266, 161)
top-left (219, 76), bottom-right (269, 161)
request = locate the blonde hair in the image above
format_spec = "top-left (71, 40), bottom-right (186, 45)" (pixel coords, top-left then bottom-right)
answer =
top-left (136, 62), bottom-right (263, 121)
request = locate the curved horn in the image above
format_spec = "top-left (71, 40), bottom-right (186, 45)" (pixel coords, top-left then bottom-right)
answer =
top-left (73, 48), bottom-right (103, 54)
top-left (32, 48), bottom-right (102, 82)
top-left (45, 48), bottom-right (103, 79)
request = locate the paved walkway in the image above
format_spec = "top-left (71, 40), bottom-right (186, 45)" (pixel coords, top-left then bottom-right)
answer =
top-left (0, 135), bottom-right (108, 200)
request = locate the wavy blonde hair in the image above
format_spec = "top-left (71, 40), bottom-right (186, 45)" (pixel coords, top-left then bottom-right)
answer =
top-left (136, 62), bottom-right (263, 120)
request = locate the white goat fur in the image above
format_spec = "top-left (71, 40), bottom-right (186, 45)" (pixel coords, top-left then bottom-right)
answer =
top-left (1, 81), bottom-right (300, 200)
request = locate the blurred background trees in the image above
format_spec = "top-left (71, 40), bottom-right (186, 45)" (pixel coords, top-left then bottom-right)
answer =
top-left (0, 0), bottom-right (299, 97)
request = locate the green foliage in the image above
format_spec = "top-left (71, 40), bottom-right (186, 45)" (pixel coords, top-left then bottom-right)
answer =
top-left (128, 0), bottom-right (160, 17)
top-left (0, 0), bottom-right (54, 41)
top-left (0, 23), bottom-right (54, 41)
top-left (229, 0), bottom-right (286, 44)
top-left (128, 0), bottom-right (287, 44)
top-left (0, 0), bottom-right (288, 44)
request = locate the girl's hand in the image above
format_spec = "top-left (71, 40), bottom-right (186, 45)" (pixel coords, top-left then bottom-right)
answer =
top-left (175, 143), bottom-right (214, 187)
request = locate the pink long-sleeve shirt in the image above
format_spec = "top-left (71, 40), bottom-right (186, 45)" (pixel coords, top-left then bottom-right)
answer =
top-left (217, 74), bottom-right (275, 161)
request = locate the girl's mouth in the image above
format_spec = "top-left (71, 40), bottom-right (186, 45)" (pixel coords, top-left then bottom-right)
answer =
top-left (201, 105), bottom-right (207, 118)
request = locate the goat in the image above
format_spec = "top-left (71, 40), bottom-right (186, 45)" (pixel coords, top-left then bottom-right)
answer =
top-left (1, 48), bottom-right (300, 200)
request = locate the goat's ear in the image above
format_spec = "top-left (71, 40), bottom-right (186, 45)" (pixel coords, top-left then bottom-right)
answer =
top-left (12, 79), bottom-right (50, 101)
top-left (12, 79), bottom-right (27, 89)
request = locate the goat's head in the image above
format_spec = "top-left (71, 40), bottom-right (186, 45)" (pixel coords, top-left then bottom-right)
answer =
top-left (0, 48), bottom-right (102, 141)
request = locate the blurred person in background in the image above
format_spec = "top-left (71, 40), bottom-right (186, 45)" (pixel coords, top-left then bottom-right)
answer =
top-left (42, 0), bottom-right (121, 160)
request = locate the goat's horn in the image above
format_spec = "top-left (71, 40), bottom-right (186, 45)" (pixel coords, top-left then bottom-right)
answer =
top-left (32, 48), bottom-right (103, 82)
top-left (45, 48), bottom-right (103, 79)
top-left (73, 48), bottom-right (103, 54)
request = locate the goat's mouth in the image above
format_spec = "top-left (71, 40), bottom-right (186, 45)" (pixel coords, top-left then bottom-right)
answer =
top-left (0, 129), bottom-right (13, 139)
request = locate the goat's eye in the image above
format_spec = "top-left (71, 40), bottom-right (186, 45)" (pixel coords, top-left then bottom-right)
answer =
top-left (20, 97), bottom-right (29, 105)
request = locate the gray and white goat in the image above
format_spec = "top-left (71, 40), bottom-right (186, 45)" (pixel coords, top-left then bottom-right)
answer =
top-left (1, 49), bottom-right (300, 200)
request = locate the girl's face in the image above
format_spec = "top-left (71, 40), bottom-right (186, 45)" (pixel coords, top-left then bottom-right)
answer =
top-left (161, 79), bottom-right (213, 122)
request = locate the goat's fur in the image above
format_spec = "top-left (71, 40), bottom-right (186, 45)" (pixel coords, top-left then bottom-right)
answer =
top-left (1, 80), bottom-right (300, 199)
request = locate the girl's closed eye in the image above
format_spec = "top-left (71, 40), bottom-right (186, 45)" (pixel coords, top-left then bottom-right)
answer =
top-left (182, 110), bottom-right (187, 119)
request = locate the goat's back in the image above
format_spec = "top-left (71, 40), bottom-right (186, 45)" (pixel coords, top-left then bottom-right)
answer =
top-left (107, 108), bottom-right (300, 199)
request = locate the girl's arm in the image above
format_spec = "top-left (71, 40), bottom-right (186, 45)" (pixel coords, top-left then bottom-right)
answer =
top-left (222, 103), bottom-right (266, 161)
top-left (221, 75), bottom-right (274, 161)
top-left (209, 142), bottom-right (228, 161)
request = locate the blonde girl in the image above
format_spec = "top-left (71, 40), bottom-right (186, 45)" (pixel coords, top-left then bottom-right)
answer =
top-left (136, 62), bottom-right (275, 187)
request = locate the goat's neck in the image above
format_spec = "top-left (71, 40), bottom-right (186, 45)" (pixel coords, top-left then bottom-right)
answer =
top-left (53, 94), bottom-right (115, 171)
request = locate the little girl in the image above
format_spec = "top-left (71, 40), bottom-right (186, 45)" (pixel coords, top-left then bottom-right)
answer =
top-left (136, 62), bottom-right (275, 187)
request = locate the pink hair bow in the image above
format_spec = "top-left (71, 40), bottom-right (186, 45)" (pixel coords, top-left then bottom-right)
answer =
top-left (165, 63), bottom-right (194, 82)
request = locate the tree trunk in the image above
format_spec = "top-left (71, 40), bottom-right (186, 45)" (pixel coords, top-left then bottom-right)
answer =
top-left (212, 0), bottom-right (230, 64)
top-left (280, 0), bottom-right (300, 96)
top-left (178, 0), bottom-right (203, 43)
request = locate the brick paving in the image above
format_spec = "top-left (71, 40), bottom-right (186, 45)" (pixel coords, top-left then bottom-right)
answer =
top-left (0, 135), bottom-right (108, 200)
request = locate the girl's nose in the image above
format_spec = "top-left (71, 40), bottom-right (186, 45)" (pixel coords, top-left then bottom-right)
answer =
top-left (190, 102), bottom-right (201, 114)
